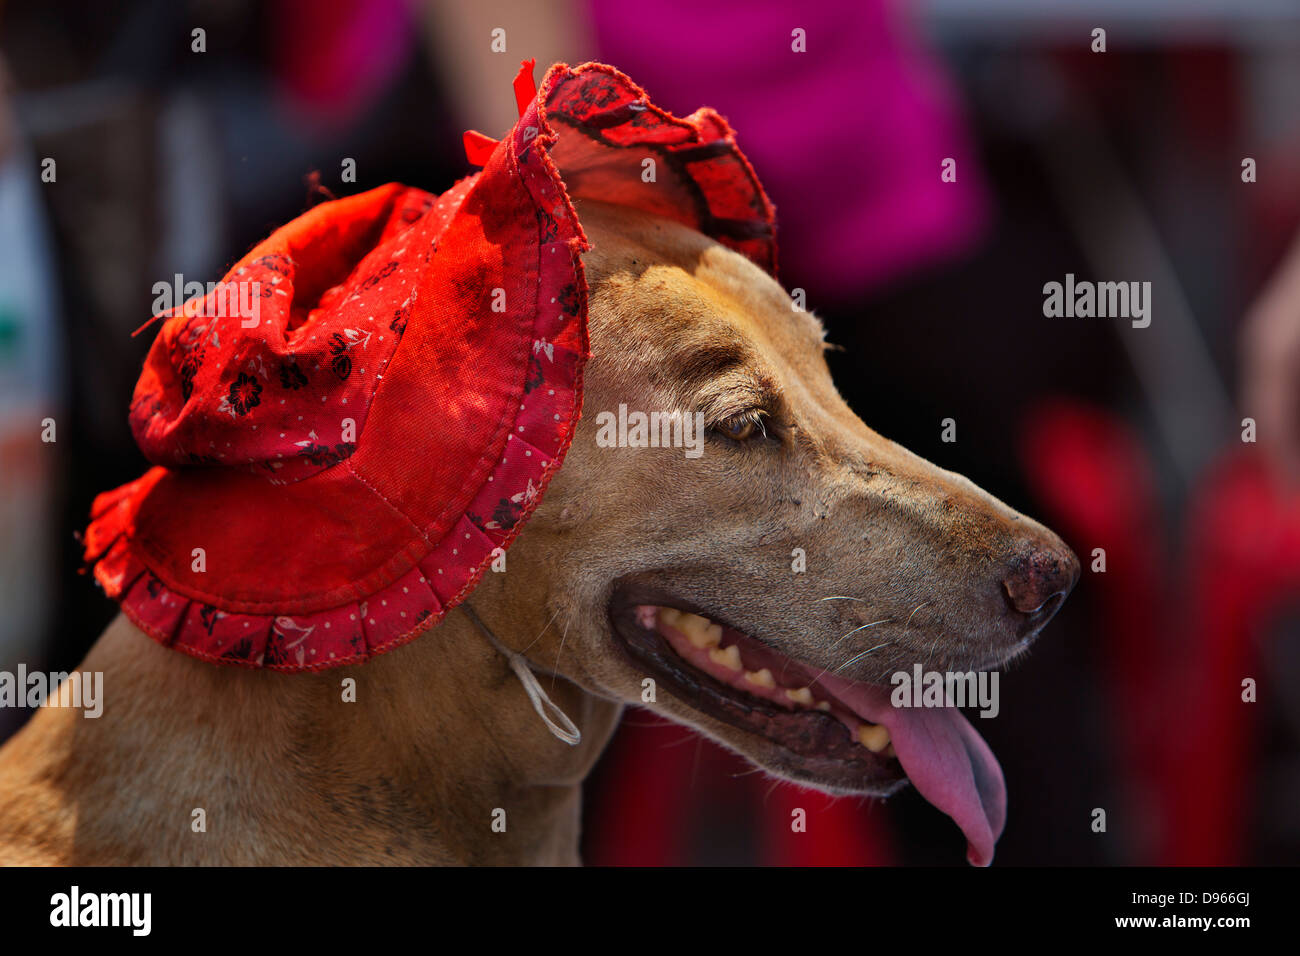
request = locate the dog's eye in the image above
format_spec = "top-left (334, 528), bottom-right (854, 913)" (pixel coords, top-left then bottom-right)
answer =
top-left (713, 411), bottom-right (767, 442)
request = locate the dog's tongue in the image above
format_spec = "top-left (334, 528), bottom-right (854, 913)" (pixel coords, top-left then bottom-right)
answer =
top-left (817, 674), bottom-right (1007, 866)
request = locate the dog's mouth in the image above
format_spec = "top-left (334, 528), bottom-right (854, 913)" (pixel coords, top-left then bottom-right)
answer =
top-left (608, 590), bottom-right (1008, 866)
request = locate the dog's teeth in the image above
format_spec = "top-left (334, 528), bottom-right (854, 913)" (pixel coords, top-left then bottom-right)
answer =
top-left (815, 700), bottom-right (831, 711)
top-left (857, 724), bottom-right (891, 753)
top-left (676, 612), bottom-right (722, 649)
top-left (708, 644), bottom-right (742, 671)
top-left (785, 687), bottom-right (814, 706)
top-left (678, 611), bottom-right (708, 629)
top-left (660, 607), bottom-right (682, 628)
top-left (693, 623), bottom-right (723, 649)
top-left (744, 668), bottom-right (775, 688)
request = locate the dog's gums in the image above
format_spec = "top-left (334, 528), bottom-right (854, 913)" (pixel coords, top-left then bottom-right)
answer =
top-left (608, 594), bottom-right (1009, 867)
top-left (638, 605), bottom-right (897, 756)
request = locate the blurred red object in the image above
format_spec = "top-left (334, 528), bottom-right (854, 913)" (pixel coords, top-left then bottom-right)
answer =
top-left (584, 714), bottom-right (895, 866)
top-left (1022, 400), bottom-right (1300, 864)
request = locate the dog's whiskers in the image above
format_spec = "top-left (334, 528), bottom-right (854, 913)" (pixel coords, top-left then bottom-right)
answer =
top-left (549, 615), bottom-right (573, 691)
top-left (832, 642), bottom-right (891, 675)
top-left (827, 617), bottom-right (891, 651)
top-left (925, 636), bottom-right (943, 670)
top-left (904, 601), bottom-right (931, 627)
top-left (521, 606), bottom-right (563, 655)
top-left (802, 618), bottom-right (893, 685)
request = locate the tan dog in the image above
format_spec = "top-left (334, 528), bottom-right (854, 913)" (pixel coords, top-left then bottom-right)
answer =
top-left (0, 198), bottom-right (1077, 865)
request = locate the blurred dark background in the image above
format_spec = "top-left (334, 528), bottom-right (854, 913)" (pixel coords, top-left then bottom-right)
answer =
top-left (2, 0), bottom-right (1298, 865)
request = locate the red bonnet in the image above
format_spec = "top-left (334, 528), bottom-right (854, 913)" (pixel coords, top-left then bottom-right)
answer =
top-left (83, 60), bottom-right (776, 671)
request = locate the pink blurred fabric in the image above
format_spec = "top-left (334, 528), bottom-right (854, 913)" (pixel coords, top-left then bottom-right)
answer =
top-left (586, 0), bottom-right (989, 303)
top-left (273, 0), bottom-right (416, 128)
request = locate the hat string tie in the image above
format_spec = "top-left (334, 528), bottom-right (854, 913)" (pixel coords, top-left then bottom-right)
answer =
top-left (460, 603), bottom-right (581, 747)
top-left (462, 58), bottom-right (538, 167)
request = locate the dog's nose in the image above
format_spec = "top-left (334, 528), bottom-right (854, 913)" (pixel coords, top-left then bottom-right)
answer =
top-left (1000, 540), bottom-right (1080, 624)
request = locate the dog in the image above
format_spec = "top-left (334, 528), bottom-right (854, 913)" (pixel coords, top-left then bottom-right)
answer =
top-left (0, 196), bottom-right (1078, 865)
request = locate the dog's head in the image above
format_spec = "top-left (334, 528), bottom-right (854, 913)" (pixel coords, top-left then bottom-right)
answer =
top-left (493, 198), bottom-right (1079, 863)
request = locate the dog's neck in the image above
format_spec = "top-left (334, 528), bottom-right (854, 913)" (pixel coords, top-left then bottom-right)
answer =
top-left (0, 611), bottom-right (622, 865)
